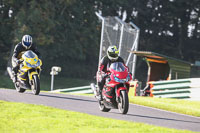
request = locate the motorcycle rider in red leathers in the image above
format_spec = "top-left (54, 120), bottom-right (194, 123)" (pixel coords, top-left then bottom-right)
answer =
top-left (96, 45), bottom-right (126, 101)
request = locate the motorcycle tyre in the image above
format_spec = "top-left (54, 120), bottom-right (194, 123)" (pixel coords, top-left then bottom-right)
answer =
top-left (98, 101), bottom-right (111, 112)
top-left (15, 82), bottom-right (26, 93)
top-left (31, 75), bottom-right (40, 95)
top-left (118, 90), bottom-right (129, 114)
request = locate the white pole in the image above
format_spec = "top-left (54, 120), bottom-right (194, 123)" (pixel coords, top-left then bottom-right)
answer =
top-left (131, 30), bottom-right (140, 79)
top-left (95, 12), bottom-right (105, 70)
top-left (51, 74), bottom-right (54, 91)
top-left (129, 22), bottom-right (140, 79)
top-left (126, 30), bottom-right (138, 66)
top-left (115, 17), bottom-right (125, 56)
top-left (119, 24), bottom-right (124, 56)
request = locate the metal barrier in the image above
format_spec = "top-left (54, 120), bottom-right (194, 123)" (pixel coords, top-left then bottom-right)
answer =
top-left (151, 78), bottom-right (200, 100)
top-left (51, 82), bottom-right (141, 96)
top-left (51, 85), bottom-right (93, 94)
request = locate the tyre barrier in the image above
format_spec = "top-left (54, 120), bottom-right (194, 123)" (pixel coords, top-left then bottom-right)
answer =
top-left (151, 78), bottom-right (200, 100)
top-left (51, 85), bottom-right (93, 94)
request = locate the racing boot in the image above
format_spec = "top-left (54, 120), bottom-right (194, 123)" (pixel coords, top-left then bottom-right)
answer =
top-left (96, 87), bottom-right (103, 101)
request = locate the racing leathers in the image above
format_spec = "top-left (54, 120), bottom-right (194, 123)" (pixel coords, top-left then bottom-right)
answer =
top-left (96, 55), bottom-right (125, 100)
top-left (12, 42), bottom-right (40, 82)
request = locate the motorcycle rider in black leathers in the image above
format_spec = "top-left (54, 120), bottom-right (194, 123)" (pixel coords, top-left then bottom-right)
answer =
top-left (12, 35), bottom-right (40, 83)
top-left (96, 45), bottom-right (125, 101)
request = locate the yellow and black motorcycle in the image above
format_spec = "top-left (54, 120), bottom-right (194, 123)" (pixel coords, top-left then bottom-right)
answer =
top-left (7, 50), bottom-right (42, 95)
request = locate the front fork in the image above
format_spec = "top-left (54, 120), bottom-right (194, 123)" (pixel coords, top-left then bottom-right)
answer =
top-left (115, 84), bottom-right (128, 102)
top-left (28, 69), bottom-right (40, 85)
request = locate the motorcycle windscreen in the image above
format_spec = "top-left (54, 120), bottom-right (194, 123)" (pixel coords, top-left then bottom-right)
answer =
top-left (109, 62), bottom-right (126, 72)
top-left (24, 50), bottom-right (37, 58)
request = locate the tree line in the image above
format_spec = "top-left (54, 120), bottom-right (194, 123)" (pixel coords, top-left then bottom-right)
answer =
top-left (0, 0), bottom-right (200, 81)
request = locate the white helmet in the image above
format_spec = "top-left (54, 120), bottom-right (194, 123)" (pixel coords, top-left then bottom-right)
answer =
top-left (22, 35), bottom-right (32, 49)
top-left (107, 45), bottom-right (119, 61)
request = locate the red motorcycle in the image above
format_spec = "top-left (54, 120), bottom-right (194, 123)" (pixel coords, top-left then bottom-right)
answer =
top-left (91, 62), bottom-right (132, 114)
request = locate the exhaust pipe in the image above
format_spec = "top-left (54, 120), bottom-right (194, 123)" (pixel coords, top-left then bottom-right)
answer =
top-left (7, 67), bottom-right (14, 80)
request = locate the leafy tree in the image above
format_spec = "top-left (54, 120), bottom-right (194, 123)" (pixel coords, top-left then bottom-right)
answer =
top-left (0, 0), bottom-right (15, 69)
top-left (1, 0), bottom-right (200, 82)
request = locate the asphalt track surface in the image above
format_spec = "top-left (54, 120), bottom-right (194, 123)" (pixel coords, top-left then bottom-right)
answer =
top-left (0, 89), bottom-right (200, 132)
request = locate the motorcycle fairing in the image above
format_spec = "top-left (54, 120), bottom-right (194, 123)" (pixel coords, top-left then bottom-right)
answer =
top-left (17, 50), bottom-right (42, 82)
top-left (106, 80), bottom-right (119, 88)
top-left (102, 87), bottom-right (114, 99)
top-left (22, 51), bottom-right (41, 69)
top-left (104, 82), bottom-right (130, 100)
top-left (18, 69), bottom-right (27, 81)
top-left (110, 69), bottom-right (128, 79)
top-left (103, 62), bottom-right (131, 100)
top-left (108, 62), bottom-right (131, 84)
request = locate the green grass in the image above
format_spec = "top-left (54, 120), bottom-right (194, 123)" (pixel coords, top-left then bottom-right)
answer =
top-left (0, 100), bottom-right (194, 133)
top-left (40, 75), bottom-right (92, 91)
top-left (130, 96), bottom-right (200, 117)
top-left (128, 91), bottom-right (200, 117)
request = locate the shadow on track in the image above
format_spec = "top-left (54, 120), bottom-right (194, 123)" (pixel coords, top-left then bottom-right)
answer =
top-left (39, 93), bottom-right (97, 103)
top-left (111, 111), bottom-right (200, 124)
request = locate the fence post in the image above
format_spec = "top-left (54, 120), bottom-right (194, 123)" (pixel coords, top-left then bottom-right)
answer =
top-left (50, 66), bottom-right (61, 91)
top-left (95, 12), bottom-right (105, 67)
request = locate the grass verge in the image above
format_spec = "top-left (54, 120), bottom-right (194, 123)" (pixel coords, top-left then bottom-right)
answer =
top-left (128, 93), bottom-right (200, 117)
top-left (0, 100), bottom-right (194, 133)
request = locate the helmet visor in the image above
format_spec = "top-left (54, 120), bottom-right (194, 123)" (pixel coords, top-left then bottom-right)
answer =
top-left (109, 53), bottom-right (118, 58)
top-left (23, 41), bottom-right (31, 47)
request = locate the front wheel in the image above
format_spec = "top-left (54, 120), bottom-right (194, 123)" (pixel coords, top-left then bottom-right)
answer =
top-left (118, 90), bottom-right (129, 114)
top-left (31, 75), bottom-right (40, 95)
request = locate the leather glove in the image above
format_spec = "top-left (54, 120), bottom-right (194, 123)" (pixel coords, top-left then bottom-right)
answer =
top-left (16, 59), bottom-right (23, 65)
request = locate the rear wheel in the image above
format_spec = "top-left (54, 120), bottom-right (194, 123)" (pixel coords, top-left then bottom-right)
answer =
top-left (118, 90), bottom-right (129, 114)
top-left (98, 101), bottom-right (111, 112)
top-left (15, 82), bottom-right (26, 93)
top-left (31, 75), bottom-right (40, 95)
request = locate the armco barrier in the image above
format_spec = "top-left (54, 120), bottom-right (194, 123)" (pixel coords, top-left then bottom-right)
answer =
top-left (51, 85), bottom-right (93, 94)
top-left (151, 78), bottom-right (200, 100)
top-left (52, 82), bottom-right (141, 96)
